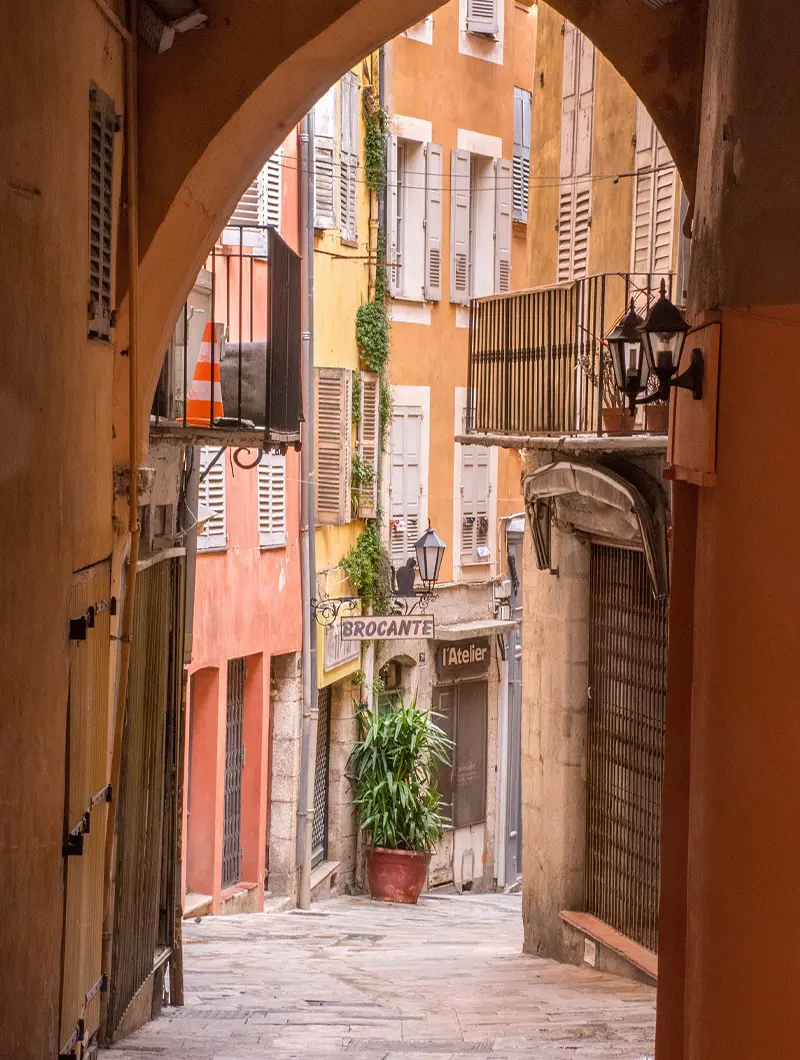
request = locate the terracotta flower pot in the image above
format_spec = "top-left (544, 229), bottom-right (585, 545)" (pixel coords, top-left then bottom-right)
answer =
top-left (602, 406), bottom-right (635, 435)
top-left (645, 402), bottom-right (669, 434)
top-left (366, 847), bottom-right (431, 904)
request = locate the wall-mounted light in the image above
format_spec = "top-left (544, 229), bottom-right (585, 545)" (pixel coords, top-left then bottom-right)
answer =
top-left (604, 281), bottom-right (703, 412)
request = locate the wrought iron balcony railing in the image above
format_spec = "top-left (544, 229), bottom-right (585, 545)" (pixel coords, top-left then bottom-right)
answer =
top-left (151, 225), bottom-right (302, 450)
top-left (466, 273), bottom-right (676, 439)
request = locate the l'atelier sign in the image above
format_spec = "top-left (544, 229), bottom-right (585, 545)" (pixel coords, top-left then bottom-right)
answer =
top-left (436, 637), bottom-right (491, 679)
top-left (338, 615), bottom-right (435, 641)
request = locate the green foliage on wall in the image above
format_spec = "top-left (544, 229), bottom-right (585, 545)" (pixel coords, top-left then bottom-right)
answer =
top-left (364, 102), bottom-right (387, 194)
top-left (341, 519), bottom-right (391, 612)
top-left (351, 368), bottom-right (361, 424)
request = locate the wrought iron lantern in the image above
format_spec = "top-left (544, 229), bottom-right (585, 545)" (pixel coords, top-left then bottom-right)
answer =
top-left (415, 525), bottom-right (446, 593)
top-left (605, 300), bottom-right (649, 410)
top-left (639, 279), bottom-right (702, 401)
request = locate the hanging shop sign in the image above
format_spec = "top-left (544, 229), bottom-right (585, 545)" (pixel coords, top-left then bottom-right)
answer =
top-left (324, 620), bottom-right (360, 671)
top-left (338, 615), bottom-right (435, 641)
top-left (435, 637), bottom-right (491, 680)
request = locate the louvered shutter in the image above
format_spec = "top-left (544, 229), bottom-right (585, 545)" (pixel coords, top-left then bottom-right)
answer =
top-left (424, 142), bottom-right (443, 301)
top-left (560, 26), bottom-right (578, 181)
top-left (357, 372), bottom-right (380, 518)
top-left (340, 73), bottom-right (359, 243)
top-left (387, 133), bottom-right (401, 296)
top-left (258, 452), bottom-right (287, 548)
top-left (314, 86), bottom-right (337, 229)
top-left (390, 406), bottom-right (423, 568)
top-left (513, 87), bottom-right (531, 223)
top-left (461, 444), bottom-right (491, 564)
top-left (198, 447), bottom-right (227, 550)
top-left (316, 368), bottom-right (351, 525)
top-left (260, 151), bottom-right (282, 231)
top-left (652, 136), bottom-right (676, 275)
top-left (575, 37), bottom-right (595, 178)
top-left (466, 0), bottom-right (499, 37)
top-left (88, 86), bottom-right (116, 340)
top-left (494, 159), bottom-right (513, 293)
top-left (450, 148), bottom-right (471, 304)
top-left (558, 27), bottom-right (594, 282)
top-left (631, 101), bottom-right (676, 294)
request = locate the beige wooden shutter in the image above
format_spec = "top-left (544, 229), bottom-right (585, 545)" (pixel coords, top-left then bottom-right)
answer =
top-left (316, 367), bottom-right (351, 524)
top-left (314, 85), bottom-right (337, 229)
top-left (632, 100), bottom-right (656, 282)
top-left (652, 136), bottom-right (677, 276)
top-left (494, 159), bottom-right (513, 293)
top-left (387, 133), bottom-right (401, 296)
top-left (575, 36), bottom-right (595, 179)
top-left (466, 0), bottom-right (498, 37)
top-left (260, 151), bottom-right (282, 231)
top-left (258, 451), bottom-right (287, 547)
top-left (558, 26), bottom-right (594, 283)
top-left (390, 406), bottom-right (423, 567)
top-left (88, 86), bottom-right (116, 340)
top-left (450, 148), bottom-right (471, 304)
top-left (357, 371), bottom-right (380, 518)
top-left (513, 87), bottom-right (531, 223)
top-left (424, 142), bottom-right (443, 301)
top-left (340, 73), bottom-right (359, 243)
top-left (198, 447), bottom-right (227, 550)
top-left (461, 444), bottom-right (490, 564)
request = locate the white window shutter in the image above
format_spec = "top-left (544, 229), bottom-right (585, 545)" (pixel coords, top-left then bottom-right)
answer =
top-left (631, 102), bottom-right (656, 282)
top-left (653, 136), bottom-right (676, 276)
top-left (258, 452), bottom-right (287, 548)
top-left (513, 87), bottom-right (531, 223)
top-left (340, 73), bottom-right (359, 243)
top-left (560, 25), bottom-right (578, 180)
top-left (572, 181), bottom-right (591, 280)
top-left (316, 367), bottom-right (352, 524)
top-left (357, 371), bottom-right (380, 518)
top-left (466, 0), bottom-right (498, 37)
top-left (390, 406), bottom-right (423, 568)
top-left (557, 183), bottom-right (574, 283)
top-left (314, 85), bottom-right (337, 229)
top-left (387, 133), bottom-right (401, 297)
top-left (229, 177), bottom-right (260, 227)
top-left (260, 150), bottom-right (282, 231)
top-left (461, 444), bottom-right (490, 564)
top-left (575, 36), bottom-right (595, 178)
top-left (494, 159), bottom-right (513, 293)
top-left (450, 148), bottom-right (471, 304)
top-left (424, 142), bottom-right (443, 301)
top-left (198, 447), bottom-right (227, 550)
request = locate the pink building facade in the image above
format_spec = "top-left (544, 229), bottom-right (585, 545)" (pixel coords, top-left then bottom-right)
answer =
top-left (182, 130), bottom-right (304, 915)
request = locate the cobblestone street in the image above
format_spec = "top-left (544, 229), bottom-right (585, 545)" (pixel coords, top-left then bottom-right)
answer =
top-left (109, 894), bottom-right (655, 1060)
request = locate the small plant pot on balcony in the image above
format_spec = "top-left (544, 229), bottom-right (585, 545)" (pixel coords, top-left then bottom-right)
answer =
top-left (602, 407), bottom-right (635, 435)
top-left (367, 847), bottom-right (431, 904)
top-left (645, 402), bottom-right (669, 434)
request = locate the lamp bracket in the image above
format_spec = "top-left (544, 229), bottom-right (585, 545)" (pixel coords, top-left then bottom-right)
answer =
top-left (670, 347), bottom-right (704, 401)
top-left (311, 592), bottom-right (438, 626)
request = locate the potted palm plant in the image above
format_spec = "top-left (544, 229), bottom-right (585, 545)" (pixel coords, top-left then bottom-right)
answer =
top-left (347, 699), bottom-right (451, 904)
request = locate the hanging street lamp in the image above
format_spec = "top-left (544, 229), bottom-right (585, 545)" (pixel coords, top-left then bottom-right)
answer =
top-left (414, 525), bottom-right (446, 594)
top-left (640, 279), bottom-right (703, 401)
top-left (605, 300), bottom-right (649, 412)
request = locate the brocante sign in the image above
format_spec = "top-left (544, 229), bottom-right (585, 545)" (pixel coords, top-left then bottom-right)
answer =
top-left (435, 637), bottom-right (491, 680)
top-left (338, 615), bottom-right (435, 641)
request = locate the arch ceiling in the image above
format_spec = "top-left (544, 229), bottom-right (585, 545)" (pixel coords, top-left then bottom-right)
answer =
top-left (132, 0), bottom-right (707, 438)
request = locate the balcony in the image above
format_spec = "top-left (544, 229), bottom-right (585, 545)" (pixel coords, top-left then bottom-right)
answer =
top-left (465, 273), bottom-right (677, 444)
top-left (151, 226), bottom-right (302, 451)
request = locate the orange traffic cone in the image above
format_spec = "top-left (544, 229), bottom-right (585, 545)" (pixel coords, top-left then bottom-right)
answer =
top-left (185, 321), bottom-right (224, 426)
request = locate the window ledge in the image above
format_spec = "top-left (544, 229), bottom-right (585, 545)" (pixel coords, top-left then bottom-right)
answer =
top-left (259, 542), bottom-right (287, 551)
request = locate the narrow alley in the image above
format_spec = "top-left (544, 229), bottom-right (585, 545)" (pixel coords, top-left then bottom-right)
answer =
top-left (109, 895), bottom-right (655, 1060)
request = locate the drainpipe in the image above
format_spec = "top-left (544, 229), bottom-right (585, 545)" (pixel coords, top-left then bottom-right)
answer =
top-left (100, 0), bottom-right (141, 1039)
top-left (297, 111), bottom-right (319, 909)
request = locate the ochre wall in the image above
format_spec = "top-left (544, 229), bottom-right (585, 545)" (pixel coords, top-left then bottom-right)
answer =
top-left (385, 0), bottom-right (536, 584)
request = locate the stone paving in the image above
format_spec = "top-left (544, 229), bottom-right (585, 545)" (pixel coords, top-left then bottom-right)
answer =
top-left (109, 893), bottom-right (655, 1060)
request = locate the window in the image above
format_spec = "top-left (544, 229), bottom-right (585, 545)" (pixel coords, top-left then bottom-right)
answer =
top-left (466, 0), bottom-right (499, 37)
top-left (460, 443), bottom-right (491, 564)
top-left (316, 367), bottom-right (352, 525)
top-left (356, 371), bottom-right (380, 518)
top-left (513, 87), bottom-right (532, 223)
top-left (198, 447), bottom-right (227, 551)
top-left (88, 85), bottom-right (117, 340)
top-left (450, 149), bottom-right (512, 304)
top-left (257, 451), bottom-right (287, 548)
top-left (340, 72), bottom-right (359, 243)
top-left (390, 405), bottom-right (423, 568)
top-left (558, 25), bottom-right (595, 282)
top-left (387, 137), bottom-right (443, 301)
top-left (314, 85), bottom-right (337, 229)
top-left (225, 149), bottom-right (282, 255)
top-left (631, 100), bottom-right (678, 298)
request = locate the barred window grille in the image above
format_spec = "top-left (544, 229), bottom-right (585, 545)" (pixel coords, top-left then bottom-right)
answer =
top-left (88, 85), bottom-right (116, 340)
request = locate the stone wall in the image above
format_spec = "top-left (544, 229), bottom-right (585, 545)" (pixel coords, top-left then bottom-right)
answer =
top-left (267, 651), bottom-right (303, 900)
